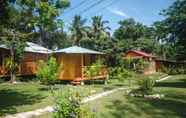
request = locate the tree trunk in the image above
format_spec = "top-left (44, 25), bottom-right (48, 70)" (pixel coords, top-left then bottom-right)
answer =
top-left (10, 46), bottom-right (16, 83)
top-left (74, 36), bottom-right (79, 46)
top-left (10, 38), bottom-right (16, 84)
top-left (39, 26), bottom-right (45, 46)
top-left (10, 70), bottom-right (16, 84)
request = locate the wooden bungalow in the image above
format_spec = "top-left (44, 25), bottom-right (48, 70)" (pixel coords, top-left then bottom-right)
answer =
top-left (0, 42), bottom-right (51, 77)
top-left (155, 59), bottom-right (186, 72)
top-left (124, 50), bottom-right (157, 75)
top-left (54, 46), bottom-right (108, 84)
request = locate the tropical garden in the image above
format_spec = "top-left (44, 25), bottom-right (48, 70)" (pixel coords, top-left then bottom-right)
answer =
top-left (0, 0), bottom-right (186, 118)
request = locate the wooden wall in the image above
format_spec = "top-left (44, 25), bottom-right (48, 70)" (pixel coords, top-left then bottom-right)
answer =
top-left (0, 49), bottom-right (10, 76)
top-left (143, 61), bottom-right (156, 75)
top-left (55, 53), bottom-right (83, 80)
top-left (55, 54), bottom-right (100, 81)
top-left (0, 49), bottom-right (48, 77)
top-left (0, 49), bottom-right (104, 81)
top-left (19, 52), bottom-right (48, 75)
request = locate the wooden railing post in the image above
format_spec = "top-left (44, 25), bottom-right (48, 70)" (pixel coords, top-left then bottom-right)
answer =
top-left (81, 54), bottom-right (84, 79)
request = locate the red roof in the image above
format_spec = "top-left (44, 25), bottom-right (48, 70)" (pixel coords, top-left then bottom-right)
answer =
top-left (127, 50), bottom-right (155, 58)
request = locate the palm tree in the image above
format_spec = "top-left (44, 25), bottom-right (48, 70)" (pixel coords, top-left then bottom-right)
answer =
top-left (86, 16), bottom-right (111, 50)
top-left (91, 16), bottom-right (111, 40)
top-left (69, 15), bottom-right (88, 46)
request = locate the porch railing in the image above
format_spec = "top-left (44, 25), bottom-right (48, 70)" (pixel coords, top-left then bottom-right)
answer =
top-left (81, 66), bottom-right (108, 80)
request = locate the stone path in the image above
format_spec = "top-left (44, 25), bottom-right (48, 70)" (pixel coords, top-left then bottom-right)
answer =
top-left (81, 87), bottom-right (128, 103)
top-left (4, 106), bottom-right (54, 118)
top-left (156, 76), bottom-right (172, 82)
top-left (4, 87), bottom-right (129, 118)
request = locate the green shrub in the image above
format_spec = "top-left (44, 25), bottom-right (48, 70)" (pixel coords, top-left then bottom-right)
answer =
top-left (122, 58), bottom-right (150, 73)
top-left (119, 58), bottom-right (133, 70)
top-left (53, 87), bottom-right (95, 118)
top-left (36, 57), bottom-right (62, 85)
top-left (158, 61), bottom-right (186, 75)
top-left (159, 65), bottom-right (169, 74)
top-left (84, 59), bottom-right (103, 79)
top-left (138, 77), bottom-right (155, 95)
top-left (135, 59), bottom-right (150, 73)
top-left (159, 65), bottom-right (186, 75)
top-left (109, 67), bottom-right (134, 82)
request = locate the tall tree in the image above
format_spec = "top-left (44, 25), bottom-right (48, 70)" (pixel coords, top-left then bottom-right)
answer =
top-left (0, 2), bottom-right (30, 83)
top-left (80, 16), bottom-right (111, 50)
top-left (17, 0), bottom-right (70, 48)
top-left (114, 18), bottom-right (145, 40)
top-left (91, 16), bottom-right (110, 40)
top-left (1, 30), bottom-right (27, 83)
top-left (159, 0), bottom-right (186, 60)
top-left (152, 21), bottom-right (176, 59)
top-left (89, 16), bottom-right (110, 50)
top-left (69, 15), bottom-right (87, 46)
top-left (86, 16), bottom-right (116, 66)
top-left (0, 0), bottom-right (9, 27)
top-left (114, 18), bottom-right (157, 53)
top-left (114, 18), bottom-right (143, 52)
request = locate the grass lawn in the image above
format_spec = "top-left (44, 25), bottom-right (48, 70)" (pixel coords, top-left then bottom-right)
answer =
top-left (108, 72), bottom-right (166, 87)
top-left (0, 81), bottom-right (123, 116)
top-left (85, 74), bottom-right (186, 118)
top-left (0, 73), bottom-right (174, 117)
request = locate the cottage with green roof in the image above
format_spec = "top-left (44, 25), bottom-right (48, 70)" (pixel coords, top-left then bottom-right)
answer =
top-left (54, 46), bottom-right (108, 84)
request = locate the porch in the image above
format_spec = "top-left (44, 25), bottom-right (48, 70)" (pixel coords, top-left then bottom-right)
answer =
top-left (55, 46), bottom-right (108, 84)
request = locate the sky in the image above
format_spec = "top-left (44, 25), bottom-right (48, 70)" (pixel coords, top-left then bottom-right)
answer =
top-left (59, 0), bottom-right (175, 31)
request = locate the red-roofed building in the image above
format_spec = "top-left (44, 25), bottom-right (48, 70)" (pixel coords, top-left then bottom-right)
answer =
top-left (124, 50), bottom-right (157, 75)
top-left (125, 50), bottom-right (156, 59)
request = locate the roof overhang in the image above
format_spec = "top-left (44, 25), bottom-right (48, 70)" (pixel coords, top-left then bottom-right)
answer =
top-left (0, 42), bottom-right (52, 54)
top-left (54, 46), bottom-right (105, 55)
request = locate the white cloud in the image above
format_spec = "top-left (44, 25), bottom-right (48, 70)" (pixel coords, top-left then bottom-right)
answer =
top-left (108, 8), bottom-right (129, 17)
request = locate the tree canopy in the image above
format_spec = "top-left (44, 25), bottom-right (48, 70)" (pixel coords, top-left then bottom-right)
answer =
top-left (0, 0), bottom-right (186, 71)
top-left (159, 0), bottom-right (186, 60)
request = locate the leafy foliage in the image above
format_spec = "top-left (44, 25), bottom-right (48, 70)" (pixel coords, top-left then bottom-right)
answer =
top-left (3, 57), bottom-right (18, 76)
top-left (134, 59), bottom-right (150, 73)
top-left (53, 87), bottom-right (95, 118)
top-left (69, 15), bottom-right (88, 46)
top-left (114, 18), bottom-right (158, 53)
top-left (121, 58), bottom-right (150, 74)
top-left (137, 77), bottom-right (156, 95)
top-left (81, 16), bottom-right (111, 50)
top-left (109, 67), bottom-right (134, 82)
top-left (0, 2), bottom-right (31, 83)
top-left (159, 64), bottom-right (186, 75)
top-left (0, 0), bottom-right (9, 26)
top-left (84, 59), bottom-right (104, 79)
top-left (154, 0), bottom-right (186, 60)
top-left (16, 0), bottom-right (70, 48)
top-left (36, 57), bottom-right (61, 85)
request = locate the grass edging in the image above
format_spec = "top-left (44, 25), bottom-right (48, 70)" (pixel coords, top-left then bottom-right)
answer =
top-left (156, 76), bottom-right (172, 82)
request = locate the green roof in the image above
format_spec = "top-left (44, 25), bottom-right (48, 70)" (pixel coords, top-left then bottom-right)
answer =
top-left (0, 42), bottom-right (51, 54)
top-left (55, 46), bottom-right (104, 54)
